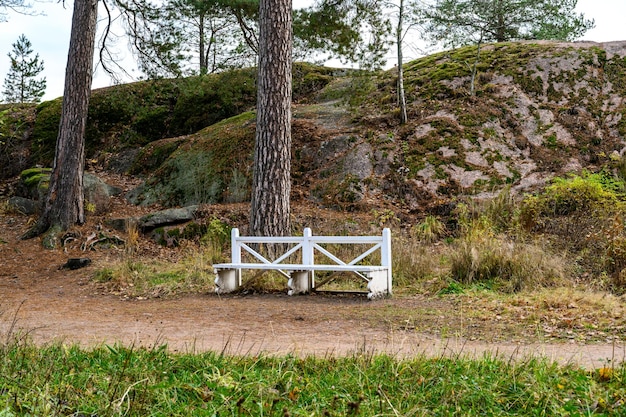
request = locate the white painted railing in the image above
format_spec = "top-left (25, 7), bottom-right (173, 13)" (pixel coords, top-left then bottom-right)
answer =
top-left (213, 227), bottom-right (392, 299)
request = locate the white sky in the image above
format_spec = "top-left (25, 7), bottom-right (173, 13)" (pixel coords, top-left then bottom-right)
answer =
top-left (1, 0), bottom-right (625, 101)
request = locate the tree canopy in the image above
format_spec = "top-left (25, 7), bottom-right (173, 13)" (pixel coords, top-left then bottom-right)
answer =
top-left (116, 0), bottom-right (258, 77)
top-left (417, 0), bottom-right (595, 49)
top-left (113, 0), bottom-right (393, 78)
top-left (294, 0), bottom-right (391, 70)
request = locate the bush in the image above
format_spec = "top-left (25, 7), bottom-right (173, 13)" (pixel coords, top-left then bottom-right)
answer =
top-left (519, 171), bottom-right (622, 230)
top-left (411, 215), bottom-right (446, 243)
top-left (518, 171), bottom-right (626, 293)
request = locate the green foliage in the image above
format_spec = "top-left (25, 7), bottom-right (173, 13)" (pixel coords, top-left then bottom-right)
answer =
top-left (30, 64), bottom-right (333, 166)
top-left (1, 338), bottom-right (625, 416)
top-left (519, 171), bottom-right (626, 292)
top-left (2, 34), bottom-right (46, 104)
top-left (200, 218), bottom-right (232, 254)
top-left (417, 0), bottom-right (594, 49)
top-left (0, 104), bottom-right (36, 179)
top-left (294, 0), bottom-right (392, 70)
top-left (292, 62), bottom-right (335, 101)
top-left (519, 171), bottom-right (622, 228)
top-left (30, 98), bottom-right (61, 163)
top-left (123, 0), bottom-right (259, 78)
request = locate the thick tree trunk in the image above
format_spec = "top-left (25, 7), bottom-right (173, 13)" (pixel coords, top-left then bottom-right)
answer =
top-left (249, 0), bottom-right (292, 239)
top-left (23, 0), bottom-right (98, 240)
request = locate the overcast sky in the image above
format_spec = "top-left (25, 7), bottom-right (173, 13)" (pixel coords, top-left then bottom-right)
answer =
top-left (1, 0), bottom-right (625, 101)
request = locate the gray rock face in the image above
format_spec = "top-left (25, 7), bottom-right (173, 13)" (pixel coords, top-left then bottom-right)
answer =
top-left (137, 205), bottom-right (199, 230)
top-left (107, 205), bottom-right (200, 233)
top-left (8, 196), bottom-right (39, 215)
top-left (83, 173), bottom-right (123, 214)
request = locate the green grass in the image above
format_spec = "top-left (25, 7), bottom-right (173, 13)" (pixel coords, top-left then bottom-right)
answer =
top-left (1, 337), bottom-right (625, 416)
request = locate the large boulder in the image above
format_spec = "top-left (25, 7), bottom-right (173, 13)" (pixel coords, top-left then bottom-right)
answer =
top-left (14, 168), bottom-right (122, 215)
top-left (106, 205), bottom-right (200, 232)
top-left (83, 172), bottom-right (122, 214)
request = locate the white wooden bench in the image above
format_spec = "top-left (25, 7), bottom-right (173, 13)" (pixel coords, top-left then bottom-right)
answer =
top-left (213, 227), bottom-right (392, 299)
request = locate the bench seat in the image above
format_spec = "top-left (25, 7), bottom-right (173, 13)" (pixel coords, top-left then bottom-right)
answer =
top-left (213, 263), bottom-right (388, 272)
top-left (212, 227), bottom-right (392, 298)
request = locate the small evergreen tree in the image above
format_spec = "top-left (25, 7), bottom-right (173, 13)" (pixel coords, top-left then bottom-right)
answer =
top-left (3, 34), bottom-right (47, 104)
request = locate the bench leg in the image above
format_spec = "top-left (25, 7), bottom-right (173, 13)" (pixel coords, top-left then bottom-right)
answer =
top-left (366, 270), bottom-right (390, 299)
top-left (287, 271), bottom-right (312, 295)
top-left (214, 269), bottom-right (241, 294)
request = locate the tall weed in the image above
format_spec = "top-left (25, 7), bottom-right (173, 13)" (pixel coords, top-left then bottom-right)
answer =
top-left (411, 215), bottom-right (446, 243)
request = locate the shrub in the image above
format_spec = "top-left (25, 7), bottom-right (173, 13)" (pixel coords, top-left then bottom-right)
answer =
top-left (519, 171), bottom-right (622, 230)
top-left (518, 171), bottom-right (626, 293)
top-left (225, 168), bottom-right (249, 203)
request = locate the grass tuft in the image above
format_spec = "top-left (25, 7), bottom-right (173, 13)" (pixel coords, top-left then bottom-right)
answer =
top-left (449, 228), bottom-right (567, 292)
top-left (411, 215), bottom-right (447, 243)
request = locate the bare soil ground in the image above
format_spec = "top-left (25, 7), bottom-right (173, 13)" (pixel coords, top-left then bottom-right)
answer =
top-left (1, 189), bottom-right (625, 370)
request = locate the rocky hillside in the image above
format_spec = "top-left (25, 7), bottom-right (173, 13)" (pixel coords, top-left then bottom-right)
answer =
top-left (2, 41), bottom-right (626, 218)
top-left (362, 40), bottom-right (626, 212)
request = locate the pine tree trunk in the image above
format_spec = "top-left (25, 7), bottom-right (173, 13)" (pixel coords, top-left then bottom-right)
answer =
top-left (23, 0), bottom-right (97, 240)
top-left (397, 0), bottom-right (408, 124)
top-left (199, 12), bottom-right (206, 74)
top-left (249, 0), bottom-right (292, 239)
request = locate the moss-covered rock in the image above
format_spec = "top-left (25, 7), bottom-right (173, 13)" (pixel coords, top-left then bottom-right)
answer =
top-left (28, 64), bottom-right (336, 167)
top-left (126, 112), bottom-right (256, 207)
top-left (362, 41), bottom-right (626, 201)
top-left (18, 167), bottom-right (52, 200)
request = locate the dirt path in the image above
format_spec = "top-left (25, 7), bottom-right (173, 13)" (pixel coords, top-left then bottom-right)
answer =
top-left (1, 196), bottom-right (624, 370)
top-left (2, 260), bottom-right (624, 369)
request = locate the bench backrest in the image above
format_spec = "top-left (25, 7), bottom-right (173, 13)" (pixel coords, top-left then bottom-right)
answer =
top-left (230, 227), bottom-right (391, 274)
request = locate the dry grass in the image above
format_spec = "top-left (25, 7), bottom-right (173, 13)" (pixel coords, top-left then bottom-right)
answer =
top-left (449, 231), bottom-right (568, 292)
top-left (124, 219), bottom-right (140, 256)
top-left (93, 242), bottom-right (218, 298)
top-left (392, 236), bottom-right (448, 293)
top-left (411, 215), bottom-right (447, 243)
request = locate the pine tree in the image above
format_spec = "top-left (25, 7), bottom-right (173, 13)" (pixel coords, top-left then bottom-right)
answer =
top-left (3, 34), bottom-right (47, 104)
top-left (23, 0), bottom-right (98, 240)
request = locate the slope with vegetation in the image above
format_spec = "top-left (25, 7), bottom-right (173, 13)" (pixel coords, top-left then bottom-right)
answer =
top-left (2, 41), bottom-right (626, 296)
top-left (2, 40), bottom-right (626, 416)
